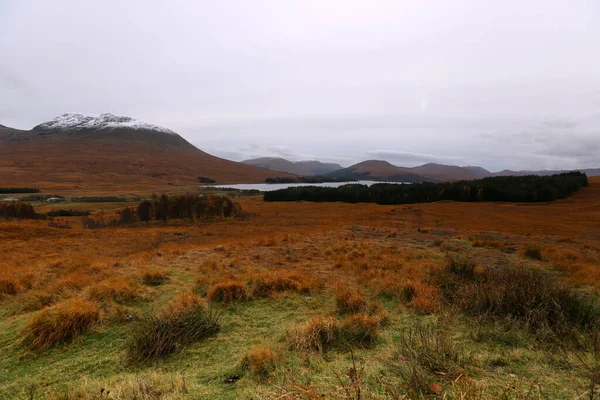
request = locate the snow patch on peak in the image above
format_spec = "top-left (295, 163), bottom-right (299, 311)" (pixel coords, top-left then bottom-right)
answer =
top-left (34, 113), bottom-right (177, 135)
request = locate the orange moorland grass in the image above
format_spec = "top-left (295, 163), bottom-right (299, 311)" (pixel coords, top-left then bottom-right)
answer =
top-left (334, 283), bottom-right (368, 315)
top-left (21, 297), bottom-right (102, 351)
top-left (248, 270), bottom-right (318, 298)
top-left (0, 278), bottom-right (20, 296)
top-left (85, 275), bottom-right (144, 304)
top-left (241, 345), bottom-right (280, 379)
top-left (288, 314), bottom-right (381, 352)
top-left (140, 267), bottom-right (169, 286)
top-left (206, 280), bottom-right (249, 303)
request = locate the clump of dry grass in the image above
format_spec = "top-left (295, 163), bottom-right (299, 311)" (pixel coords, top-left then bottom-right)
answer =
top-left (125, 294), bottom-right (220, 364)
top-left (21, 298), bottom-right (101, 350)
top-left (86, 276), bottom-right (143, 304)
top-left (409, 283), bottom-right (442, 315)
top-left (141, 267), bottom-right (169, 286)
top-left (339, 314), bottom-right (380, 347)
top-left (289, 316), bottom-right (340, 352)
top-left (206, 280), bottom-right (249, 303)
top-left (15, 290), bottom-right (55, 313)
top-left (289, 314), bottom-right (381, 352)
top-left (241, 345), bottom-right (280, 380)
top-left (249, 271), bottom-right (316, 298)
top-left (334, 284), bottom-right (368, 315)
top-left (390, 321), bottom-right (472, 397)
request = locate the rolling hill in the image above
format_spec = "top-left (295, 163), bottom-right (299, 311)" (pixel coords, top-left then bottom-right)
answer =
top-left (0, 113), bottom-right (289, 190)
top-left (242, 157), bottom-right (343, 176)
top-left (325, 160), bottom-right (433, 182)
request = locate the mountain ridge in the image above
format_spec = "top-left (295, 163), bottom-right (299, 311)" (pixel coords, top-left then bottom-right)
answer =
top-left (0, 114), bottom-right (290, 190)
top-left (242, 157), bottom-right (342, 176)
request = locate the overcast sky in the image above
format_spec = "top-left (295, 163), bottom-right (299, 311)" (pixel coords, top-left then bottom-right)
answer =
top-left (2, 0), bottom-right (599, 171)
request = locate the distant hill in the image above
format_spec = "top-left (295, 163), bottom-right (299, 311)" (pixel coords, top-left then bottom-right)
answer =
top-left (242, 157), bottom-right (343, 176)
top-left (0, 113), bottom-right (289, 190)
top-left (325, 160), bottom-right (433, 182)
top-left (493, 169), bottom-right (600, 177)
top-left (410, 163), bottom-right (489, 181)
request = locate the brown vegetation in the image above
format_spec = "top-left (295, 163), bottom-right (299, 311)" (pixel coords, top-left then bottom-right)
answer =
top-left (22, 298), bottom-right (101, 350)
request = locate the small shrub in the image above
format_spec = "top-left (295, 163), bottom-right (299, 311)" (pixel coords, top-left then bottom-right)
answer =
top-left (206, 281), bottom-right (249, 303)
top-left (141, 268), bottom-right (169, 286)
top-left (335, 285), bottom-right (368, 315)
top-left (241, 345), bottom-right (279, 380)
top-left (524, 244), bottom-right (543, 260)
top-left (441, 266), bottom-right (600, 335)
top-left (22, 298), bottom-right (101, 350)
top-left (125, 294), bottom-right (220, 364)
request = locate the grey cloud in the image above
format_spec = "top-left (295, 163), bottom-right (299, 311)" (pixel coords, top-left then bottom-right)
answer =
top-left (2, 0), bottom-right (600, 171)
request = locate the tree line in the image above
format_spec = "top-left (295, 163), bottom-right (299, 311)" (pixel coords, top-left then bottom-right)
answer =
top-left (1, 194), bottom-right (242, 224)
top-left (263, 172), bottom-right (588, 205)
top-left (0, 188), bottom-right (40, 194)
top-left (134, 194), bottom-right (238, 223)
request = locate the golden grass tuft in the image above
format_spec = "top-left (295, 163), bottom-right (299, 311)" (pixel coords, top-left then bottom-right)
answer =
top-left (289, 313), bottom-right (381, 352)
top-left (206, 280), bottom-right (249, 303)
top-left (334, 284), bottom-right (368, 315)
top-left (241, 345), bottom-right (279, 379)
top-left (289, 316), bottom-right (339, 352)
top-left (85, 276), bottom-right (143, 304)
top-left (249, 271), bottom-right (316, 298)
top-left (22, 298), bottom-right (101, 350)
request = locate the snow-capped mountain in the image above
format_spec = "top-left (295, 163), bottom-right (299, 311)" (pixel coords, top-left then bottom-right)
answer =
top-left (33, 113), bottom-right (176, 135)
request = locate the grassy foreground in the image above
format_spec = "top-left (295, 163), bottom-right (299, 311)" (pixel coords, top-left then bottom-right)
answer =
top-left (1, 179), bottom-right (600, 399)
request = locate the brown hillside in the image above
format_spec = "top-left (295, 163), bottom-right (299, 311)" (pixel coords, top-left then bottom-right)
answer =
top-left (0, 127), bottom-right (289, 191)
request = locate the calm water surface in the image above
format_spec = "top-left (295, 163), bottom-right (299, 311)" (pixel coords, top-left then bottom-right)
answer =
top-left (203, 181), bottom-right (407, 192)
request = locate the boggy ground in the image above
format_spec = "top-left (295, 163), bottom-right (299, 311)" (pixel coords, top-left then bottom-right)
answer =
top-left (0, 178), bottom-right (599, 399)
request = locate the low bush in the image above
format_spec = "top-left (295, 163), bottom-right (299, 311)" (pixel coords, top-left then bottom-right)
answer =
top-left (438, 265), bottom-right (600, 335)
top-left (206, 281), bottom-right (249, 303)
top-left (22, 298), bottom-right (101, 350)
top-left (125, 294), bottom-right (220, 364)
